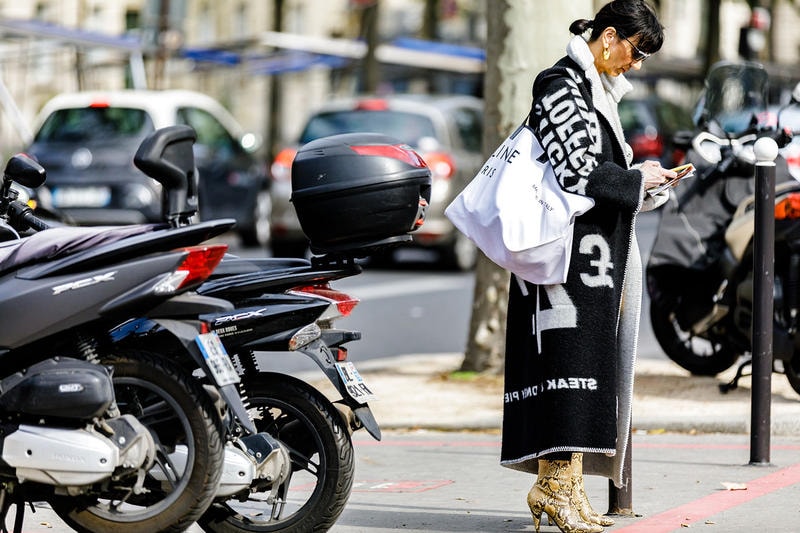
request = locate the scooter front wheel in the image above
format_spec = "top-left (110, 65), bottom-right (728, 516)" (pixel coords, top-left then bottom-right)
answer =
top-left (199, 372), bottom-right (355, 533)
top-left (649, 296), bottom-right (740, 376)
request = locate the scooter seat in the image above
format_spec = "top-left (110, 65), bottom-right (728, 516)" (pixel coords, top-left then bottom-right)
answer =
top-left (0, 224), bottom-right (159, 276)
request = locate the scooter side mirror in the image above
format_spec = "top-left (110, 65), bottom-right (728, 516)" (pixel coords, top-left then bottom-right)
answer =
top-left (1, 153), bottom-right (45, 200)
top-left (4, 154), bottom-right (46, 190)
top-left (672, 130), bottom-right (695, 150)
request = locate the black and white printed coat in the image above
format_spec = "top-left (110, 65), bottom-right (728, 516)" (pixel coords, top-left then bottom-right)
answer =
top-left (500, 35), bottom-right (667, 487)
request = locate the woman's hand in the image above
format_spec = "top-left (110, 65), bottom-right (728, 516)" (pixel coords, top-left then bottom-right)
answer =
top-left (638, 160), bottom-right (677, 190)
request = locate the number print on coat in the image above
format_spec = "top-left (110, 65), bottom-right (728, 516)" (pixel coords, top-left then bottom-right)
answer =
top-left (579, 234), bottom-right (614, 288)
top-left (535, 285), bottom-right (578, 333)
top-left (528, 235), bottom-right (613, 337)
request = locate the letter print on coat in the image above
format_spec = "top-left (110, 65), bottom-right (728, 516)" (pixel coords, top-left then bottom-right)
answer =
top-left (535, 73), bottom-right (597, 195)
top-left (579, 234), bottom-right (614, 288)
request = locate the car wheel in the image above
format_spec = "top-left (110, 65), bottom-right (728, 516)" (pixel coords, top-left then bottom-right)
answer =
top-left (239, 189), bottom-right (271, 248)
top-left (441, 232), bottom-right (477, 271)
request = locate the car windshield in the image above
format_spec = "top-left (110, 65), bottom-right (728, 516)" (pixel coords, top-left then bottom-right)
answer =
top-left (299, 110), bottom-right (437, 147)
top-left (34, 106), bottom-right (154, 143)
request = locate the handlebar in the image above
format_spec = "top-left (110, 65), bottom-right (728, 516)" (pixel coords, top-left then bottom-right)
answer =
top-left (7, 200), bottom-right (50, 232)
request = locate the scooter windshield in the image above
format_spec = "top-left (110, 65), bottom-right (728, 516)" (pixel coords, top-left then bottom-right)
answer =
top-left (695, 61), bottom-right (769, 136)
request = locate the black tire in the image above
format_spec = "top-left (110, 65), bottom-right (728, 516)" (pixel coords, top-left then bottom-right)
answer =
top-left (440, 232), bottom-right (477, 271)
top-left (649, 295), bottom-right (740, 376)
top-left (52, 350), bottom-right (225, 533)
top-left (785, 352), bottom-right (800, 396)
top-left (240, 189), bottom-right (272, 248)
top-left (199, 372), bottom-right (354, 533)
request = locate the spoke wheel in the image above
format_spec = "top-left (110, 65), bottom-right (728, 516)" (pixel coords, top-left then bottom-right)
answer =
top-left (199, 373), bottom-right (354, 533)
top-left (52, 350), bottom-right (224, 532)
top-left (649, 291), bottom-right (739, 376)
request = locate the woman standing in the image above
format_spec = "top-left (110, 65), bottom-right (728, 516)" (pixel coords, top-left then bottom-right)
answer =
top-left (500, 1), bottom-right (674, 532)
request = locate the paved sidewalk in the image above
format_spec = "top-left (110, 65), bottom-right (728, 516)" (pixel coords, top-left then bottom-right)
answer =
top-left (322, 353), bottom-right (800, 532)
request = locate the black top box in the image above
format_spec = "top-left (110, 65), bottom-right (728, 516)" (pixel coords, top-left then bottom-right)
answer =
top-left (291, 132), bottom-right (432, 255)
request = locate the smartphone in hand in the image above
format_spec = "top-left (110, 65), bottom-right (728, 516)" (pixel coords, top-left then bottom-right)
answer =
top-left (671, 163), bottom-right (695, 180)
top-left (648, 163), bottom-right (696, 196)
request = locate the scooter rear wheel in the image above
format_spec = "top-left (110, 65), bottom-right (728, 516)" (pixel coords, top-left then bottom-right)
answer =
top-left (784, 353), bottom-right (800, 396)
top-left (198, 372), bottom-right (355, 533)
top-left (51, 350), bottom-right (224, 532)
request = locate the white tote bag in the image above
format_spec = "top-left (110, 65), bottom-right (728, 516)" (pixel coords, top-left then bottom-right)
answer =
top-left (445, 123), bottom-right (595, 285)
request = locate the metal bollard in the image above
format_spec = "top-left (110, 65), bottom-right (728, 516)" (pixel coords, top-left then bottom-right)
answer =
top-left (607, 426), bottom-right (634, 516)
top-left (750, 136), bottom-right (778, 466)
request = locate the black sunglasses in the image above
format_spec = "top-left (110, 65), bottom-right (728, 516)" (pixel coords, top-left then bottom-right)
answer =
top-left (618, 32), bottom-right (651, 62)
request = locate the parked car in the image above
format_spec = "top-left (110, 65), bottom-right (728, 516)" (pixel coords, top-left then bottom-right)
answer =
top-left (26, 90), bottom-right (271, 247)
top-left (618, 95), bottom-right (694, 167)
top-left (270, 93), bottom-right (484, 270)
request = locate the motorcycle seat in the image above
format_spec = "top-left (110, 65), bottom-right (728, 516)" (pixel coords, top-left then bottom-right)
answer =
top-left (0, 224), bottom-right (159, 276)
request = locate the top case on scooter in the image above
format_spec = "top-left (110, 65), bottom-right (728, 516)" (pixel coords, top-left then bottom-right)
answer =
top-left (291, 133), bottom-right (432, 255)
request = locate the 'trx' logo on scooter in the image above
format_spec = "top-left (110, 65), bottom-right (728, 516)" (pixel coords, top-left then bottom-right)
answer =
top-left (52, 271), bottom-right (117, 295)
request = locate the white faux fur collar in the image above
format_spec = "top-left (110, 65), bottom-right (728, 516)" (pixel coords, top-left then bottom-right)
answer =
top-left (566, 35), bottom-right (632, 164)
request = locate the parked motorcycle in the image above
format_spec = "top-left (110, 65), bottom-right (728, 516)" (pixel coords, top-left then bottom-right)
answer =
top-left (115, 129), bottom-right (431, 532)
top-left (646, 60), bottom-right (800, 394)
top-left (0, 148), bottom-right (243, 532)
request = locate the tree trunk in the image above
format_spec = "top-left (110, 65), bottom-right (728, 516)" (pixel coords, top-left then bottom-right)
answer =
top-left (360, 2), bottom-right (380, 93)
top-left (459, 0), bottom-right (591, 374)
top-left (703, 0), bottom-right (722, 77)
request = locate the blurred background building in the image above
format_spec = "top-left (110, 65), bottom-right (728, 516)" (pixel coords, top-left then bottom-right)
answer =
top-left (0, 0), bottom-right (799, 161)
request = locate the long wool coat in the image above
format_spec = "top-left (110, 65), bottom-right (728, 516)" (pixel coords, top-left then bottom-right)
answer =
top-left (500, 36), bottom-right (666, 487)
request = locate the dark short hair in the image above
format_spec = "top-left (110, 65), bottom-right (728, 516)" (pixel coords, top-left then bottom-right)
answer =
top-left (570, 0), bottom-right (664, 54)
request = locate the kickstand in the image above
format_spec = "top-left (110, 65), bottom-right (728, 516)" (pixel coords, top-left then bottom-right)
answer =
top-left (719, 358), bottom-right (752, 393)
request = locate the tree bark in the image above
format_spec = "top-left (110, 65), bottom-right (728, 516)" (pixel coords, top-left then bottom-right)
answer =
top-left (703, 0), bottom-right (722, 77)
top-left (460, 0), bottom-right (591, 374)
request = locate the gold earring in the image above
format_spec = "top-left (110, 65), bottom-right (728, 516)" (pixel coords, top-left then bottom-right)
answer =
top-left (603, 46), bottom-right (610, 60)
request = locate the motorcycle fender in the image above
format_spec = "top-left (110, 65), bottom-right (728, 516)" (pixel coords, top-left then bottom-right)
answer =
top-left (153, 318), bottom-right (257, 435)
top-left (332, 400), bottom-right (381, 441)
top-left (352, 404), bottom-right (381, 441)
top-left (299, 339), bottom-right (381, 441)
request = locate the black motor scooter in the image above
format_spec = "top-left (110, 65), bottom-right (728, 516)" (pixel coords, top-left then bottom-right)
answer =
top-left (647, 61), bottom-right (800, 395)
top-left (0, 147), bottom-right (244, 532)
top-left (115, 130), bottom-right (431, 532)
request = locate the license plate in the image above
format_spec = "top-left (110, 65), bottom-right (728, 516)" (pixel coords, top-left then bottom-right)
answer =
top-left (196, 332), bottom-right (240, 386)
top-left (52, 186), bottom-right (111, 207)
top-left (335, 362), bottom-right (376, 404)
